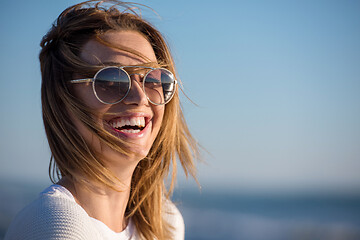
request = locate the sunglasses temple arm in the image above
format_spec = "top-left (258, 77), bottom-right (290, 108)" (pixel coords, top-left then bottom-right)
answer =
top-left (69, 78), bottom-right (94, 84)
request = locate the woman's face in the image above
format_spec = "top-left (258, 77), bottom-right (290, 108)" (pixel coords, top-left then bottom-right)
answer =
top-left (72, 31), bottom-right (164, 166)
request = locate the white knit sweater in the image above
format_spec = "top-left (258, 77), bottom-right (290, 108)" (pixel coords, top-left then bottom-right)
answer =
top-left (5, 185), bottom-right (184, 240)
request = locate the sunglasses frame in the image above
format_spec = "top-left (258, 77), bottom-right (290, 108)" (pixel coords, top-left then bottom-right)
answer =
top-left (70, 66), bottom-right (177, 105)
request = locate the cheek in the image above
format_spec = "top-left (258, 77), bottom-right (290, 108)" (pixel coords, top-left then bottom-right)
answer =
top-left (70, 84), bottom-right (110, 150)
top-left (72, 83), bottom-right (103, 110)
top-left (70, 111), bottom-right (103, 152)
top-left (72, 83), bottom-right (111, 119)
top-left (153, 106), bottom-right (164, 130)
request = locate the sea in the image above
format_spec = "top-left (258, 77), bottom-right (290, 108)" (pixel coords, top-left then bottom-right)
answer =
top-left (1, 180), bottom-right (359, 240)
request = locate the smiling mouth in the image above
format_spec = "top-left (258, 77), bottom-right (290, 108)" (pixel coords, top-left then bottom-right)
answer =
top-left (108, 116), bottom-right (146, 134)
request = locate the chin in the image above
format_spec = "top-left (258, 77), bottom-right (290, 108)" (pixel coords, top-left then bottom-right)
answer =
top-left (127, 146), bottom-right (151, 161)
top-left (103, 144), bottom-right (150, 163)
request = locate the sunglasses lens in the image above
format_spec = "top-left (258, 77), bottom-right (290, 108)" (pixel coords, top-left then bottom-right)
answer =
top-left (144, 69), bottom-right (176, 105)
top-left (94, 67), bottom-right (130, 104)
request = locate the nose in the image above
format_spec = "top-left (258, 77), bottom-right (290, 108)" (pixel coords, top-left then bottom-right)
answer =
top-left (122, 73), bottom-right (148, 105)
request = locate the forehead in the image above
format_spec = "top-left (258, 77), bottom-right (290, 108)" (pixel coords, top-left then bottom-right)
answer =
top-left (80, 30), bottom-right (157, 66)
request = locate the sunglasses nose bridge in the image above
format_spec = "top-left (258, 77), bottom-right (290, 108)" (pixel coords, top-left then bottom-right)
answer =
top-left (129, 73), bottom-right (145, 89)
top-left (123, 73), bottom-right (148, 105)
top-left (129, 73), bottom-right (144, 81)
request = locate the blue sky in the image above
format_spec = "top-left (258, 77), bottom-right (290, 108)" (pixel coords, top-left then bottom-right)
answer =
top-left (0, 0), bottom-right (359, 194)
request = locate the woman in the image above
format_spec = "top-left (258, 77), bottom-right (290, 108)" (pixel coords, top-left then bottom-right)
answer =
top-left (5, 1), bottom-right (198, 239)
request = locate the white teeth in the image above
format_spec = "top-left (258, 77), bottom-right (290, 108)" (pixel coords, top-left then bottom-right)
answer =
top-left (130, 118), bottom-right (137, 126)
top-left (119, 119), bottom-right (126, 128)
top-left (109, 117), bottom-right (146, 130)
top-left (121, 129), bottom-right (140, 133)
top-left (136, 118), bottom-right (141, 127)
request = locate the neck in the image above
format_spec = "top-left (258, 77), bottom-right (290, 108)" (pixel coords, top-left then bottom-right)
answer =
top-left (58, 166), bottom-right (135, 232)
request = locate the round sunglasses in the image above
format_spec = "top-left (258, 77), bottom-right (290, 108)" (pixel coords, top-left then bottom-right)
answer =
top-left (70, 66), bottom-right (177, 105)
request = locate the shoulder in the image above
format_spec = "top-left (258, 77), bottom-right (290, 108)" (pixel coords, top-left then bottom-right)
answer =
top-left (163, 199), bottom-right (185, 240)
top-left (5, 185), bottom-right (101, 240)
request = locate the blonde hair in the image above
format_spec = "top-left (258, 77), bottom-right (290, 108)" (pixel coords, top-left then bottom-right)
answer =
top-left (39, 1), bottom-right (198, 239)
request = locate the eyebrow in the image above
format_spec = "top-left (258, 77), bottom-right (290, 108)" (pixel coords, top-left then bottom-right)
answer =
top-left (100, 61), bottom-right (160, 68)
top-left (99, 61), bottom-right (124, 66)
